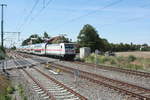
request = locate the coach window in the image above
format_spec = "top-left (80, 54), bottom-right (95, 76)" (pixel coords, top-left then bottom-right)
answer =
top-left (61, 46), bottom-right (62, 48)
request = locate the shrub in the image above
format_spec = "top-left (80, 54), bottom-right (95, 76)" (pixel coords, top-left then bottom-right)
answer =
top-left (110, 58), bottom-right (117, 65)
top-left (85, 54), bottom-right (95, 63)
top-left (98, 56), bottom-right (109, 64)
top-left (117, 56), bottom-right (124, 61)
top-left (128, 55), bottom-right (136, 62)
top-left (0, 47), bottom-right (6, 60)
top-left (6, 86), bottom-right (15, 94)
top-left (5, 95), bottom-right (11, 100)
top-left (0, 94), bottom-right (12, 100)
top-left (24, 96), bottom-right (27, 100)
top-left (134, 64), bottom-right (143, 70)
top-left (125, 64), bottom-right (143, 70)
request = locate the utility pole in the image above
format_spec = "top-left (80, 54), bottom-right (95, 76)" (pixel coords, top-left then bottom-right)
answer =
top-left (1, 4), bottom-right (7, 48)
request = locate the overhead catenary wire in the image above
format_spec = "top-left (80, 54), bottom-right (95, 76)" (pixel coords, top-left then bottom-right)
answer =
top-left (17, 0), bottom-right (40, 32)
top-left (28, 0), bottom-right (53, 25)
top-left (67, 0), bottom-right (124, 22)
top-left (18, 0), bottom-right (53, 34)
top-left (98, 3), bottom-right (150, 28)
top-left (49, 0), bottom-right (124, 30)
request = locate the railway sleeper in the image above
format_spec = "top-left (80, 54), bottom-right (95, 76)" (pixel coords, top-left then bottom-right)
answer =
top-left (33, 87), bottom-right (41, 90)
top-left (47, 87), bottom-right (65, 91)
top-left (53, 92), bottom-right (71, 96)
top-left (40, 93), bottom-right (47, 97)
top-left (35, 89), bottom-right (43, 92)
top-left (55, 97), bottom-right (80, 100)
top-left (47, 89), bottom-right (67, 93)
top-left (55, 94), bottom-right (75, 99)
top-left (47, 86), bottom-right (64, 89)
top-left (43, 96), bottom-right (49, 99)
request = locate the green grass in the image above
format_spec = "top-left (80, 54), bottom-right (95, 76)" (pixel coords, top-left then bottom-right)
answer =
top-left (84, 54), bottom-right (150, 71)
top-left (17, 84), bottom-right (27, 100)
top-left (0, 75), bottom-right (13, 100)
top-left (0, 94), bottom-right (11, 100)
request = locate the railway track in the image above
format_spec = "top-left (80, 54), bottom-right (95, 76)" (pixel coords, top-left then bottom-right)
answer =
top-left (10, 53), bottom-right (150, 99)
top-left (14, 59), bottom-right (87, 100)
top-left (49, 63), bottom-right (150, 100)
top-left (70, 61), bottom-right (150, 78)
top-left (15, 52), bottom-right (150, 78)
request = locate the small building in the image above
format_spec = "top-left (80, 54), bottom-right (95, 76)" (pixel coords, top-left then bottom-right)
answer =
top-left (80, 47), bottom-right (91, 59)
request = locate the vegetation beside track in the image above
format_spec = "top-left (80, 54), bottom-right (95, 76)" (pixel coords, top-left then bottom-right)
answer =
top-left (17, 84), bottom-right (27, 100)
top-left (0, 46), bottom-right (7, 60)
top-left (0, 74), bottom-right (14, 100)
top-left (84, 54), bottom-right (150, 71)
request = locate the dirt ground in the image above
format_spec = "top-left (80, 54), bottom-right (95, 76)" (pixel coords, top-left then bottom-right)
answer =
top-left (115, 51), bottom-right (150, 58)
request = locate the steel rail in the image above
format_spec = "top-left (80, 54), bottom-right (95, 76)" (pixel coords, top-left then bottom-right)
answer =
top-left (72, 61), bottom-right (150, 78)
top-left (33, 67), bottom-right (88, 100)
top-left (22, 68), bottom-right (56, 100)
top-left (50, 63), bottom-right (150, 100)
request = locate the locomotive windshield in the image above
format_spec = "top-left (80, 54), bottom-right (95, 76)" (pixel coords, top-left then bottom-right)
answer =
top-left (65, 44), bottom-right (74, 49)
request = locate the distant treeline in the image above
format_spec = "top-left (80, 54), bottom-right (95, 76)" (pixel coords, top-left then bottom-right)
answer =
top-left (21, 24), bottom-right (150, 52)
top-left (22, 32), bottom-right (70, 46)
top-left (107, 43), bottom-right (150, 52)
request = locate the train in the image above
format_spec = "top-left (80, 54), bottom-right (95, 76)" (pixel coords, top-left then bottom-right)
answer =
top-left (17, 43), bottom-right (76, 60)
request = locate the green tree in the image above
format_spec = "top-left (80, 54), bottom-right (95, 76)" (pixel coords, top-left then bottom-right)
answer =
top-left (44, 32), bottom-right (49, 38)
top-left (22, 34), bottom-right (43, 45)
top-left (101, 38), bottom-right (110, 51)
top-left (10, 46), bottom-right (16, 50)
top-left (77, 24), bottom-right (104, 52)
top-left (51, 36), bottom-right (70, 44)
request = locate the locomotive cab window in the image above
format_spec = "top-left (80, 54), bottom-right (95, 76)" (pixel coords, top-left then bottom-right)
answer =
top-left (65, 44), bottom-right (74, 49)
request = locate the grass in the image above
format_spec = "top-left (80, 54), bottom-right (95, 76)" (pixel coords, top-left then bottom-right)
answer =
top-left (84, 53), bottom-right (150, 71)
top-left (0, 74), bottom-right (14, 100)
top-left (17, 84), bottom-right (27, 100)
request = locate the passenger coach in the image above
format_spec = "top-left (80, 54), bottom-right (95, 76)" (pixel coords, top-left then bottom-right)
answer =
top-left (18, 43), bottom-right (76, 60)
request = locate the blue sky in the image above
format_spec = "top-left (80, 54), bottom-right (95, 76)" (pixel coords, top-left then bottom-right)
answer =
top-left (0, 0), bottom-right (150, 47)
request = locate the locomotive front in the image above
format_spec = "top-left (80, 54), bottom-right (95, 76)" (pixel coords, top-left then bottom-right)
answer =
top-left (63, 43), bottom-right (76, 60)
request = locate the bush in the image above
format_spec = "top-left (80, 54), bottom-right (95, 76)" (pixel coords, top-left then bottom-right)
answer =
top-left (128, 55), bottom-right (136, 62)
top-left (24, 96), bottom-right (27, 100)
top-left (117, 56), bottom-right (124, 62)
top-left (84, 54), bottom-right (95, 63)
top-left (0, 46), bottom-right (6, 60)
top-left (6, 86), bottom-right (15, 94)
top-left (125, 64), bottom-right (143, 70)
top-left (110, 58), bottom-right (117, 65)
top-left (5, 95), bottom-right (11, 100)
top-left (0, 94), bottom-right (12, 100)
top-left (98, 56), bottom-right (109, 64)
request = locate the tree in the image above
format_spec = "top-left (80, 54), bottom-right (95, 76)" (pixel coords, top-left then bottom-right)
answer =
top-left (101, 38), bottom-right (110, 51)
top-left (11, 46), bottom-right (16, 50)
top-left (77, 24), bottom-right (104, 52)
top-left (44, 32), bottom-right (49, 38)
top-left (22, 34), bottom-right (43, 46)
top-left (51, 36), bottom-right (70, 44)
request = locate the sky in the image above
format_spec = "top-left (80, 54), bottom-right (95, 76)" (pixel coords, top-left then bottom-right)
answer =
top-left (0, 0), bottom-right (150, 47)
